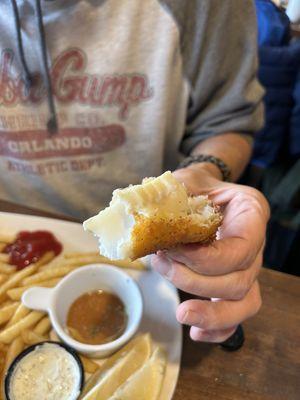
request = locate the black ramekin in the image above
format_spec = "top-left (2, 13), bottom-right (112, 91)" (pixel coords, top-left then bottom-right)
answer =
top-left (4, 341), bottom-right (84, 400)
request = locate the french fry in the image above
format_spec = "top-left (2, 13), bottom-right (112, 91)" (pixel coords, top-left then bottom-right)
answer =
top-left (0, 242), bottom-right (7, 252)
top-left (64, 252), bottom-right (99, 259)
top-left (1, 300), bottom-right (12, 308)
top-left (63, 254), bottom-right (145, 270)
top-left (22, 265), bottom-right (77, 286)
top-left (0, 363), bottom-right (6, 399)
top-left (0, 303), bottom-right (19, 325)
top-left (61, 255), bottom-right (109, 267)
top-left (4, 337), bottom-right (24, 372)
top-left (0, 275), bottom-right (8, 285)
top-left (6, 304), bottom-right (30, 328)
top-left (104, 258), bottom-right (145, 270)
top-left (0, 254), bottom-right (8, 263)
top-left (39, 261), bottom-right (58, 271)
top-left (49, 330), bottom-right (59, 341)
top-left (7, 278), bottom-right (60, 301)
top-left (21, 330), bottom-right (47, 346)
top-left (6, 287), bottom-right (26, 301)
top-left (79, 355), bottom-right (99, 374)
top-left (35, 251), bottom-right (56, 268)
top-left (42, 254), bottom-right (146, 273)
top-left (0, 264), bottom-right (39, 303)
top-left (0, 311), bottom-right (44, 344)
top-left (0, 252), bottom-right (56, 278)
top-left (0, 234), bottom-right (15, 244)
top-left (0, 263), bottom-right (16, 274)
top-left (0, 342), bottom-right (7, 352)
top-left (41, 253), bottom-right (121, 271)
top-left (33, 317), bottom-right (51, 336)
top-left (43, 255), bottom-right (106, 269)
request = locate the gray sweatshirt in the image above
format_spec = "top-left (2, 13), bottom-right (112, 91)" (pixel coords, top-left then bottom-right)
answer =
top-left (0, 0), bottom-right (264, 220)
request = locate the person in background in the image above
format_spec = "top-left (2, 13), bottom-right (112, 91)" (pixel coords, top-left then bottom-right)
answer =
top-left (0, 0), bottom-right (269, 343)
top-left (249, 0), bottom-right (300, 275)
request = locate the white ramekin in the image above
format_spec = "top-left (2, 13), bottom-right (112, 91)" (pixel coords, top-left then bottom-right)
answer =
top-left (22, 264), bottom-right (143, 358)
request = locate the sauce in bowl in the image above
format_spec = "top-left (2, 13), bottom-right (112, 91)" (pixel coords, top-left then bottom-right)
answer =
top-left (5, 342), bottom-right (83, 400)
top-left (67, 290), bottom-right (127, 345)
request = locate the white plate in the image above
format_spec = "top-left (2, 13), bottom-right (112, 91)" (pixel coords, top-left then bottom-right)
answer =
top-left (0, 212), bottom-right (182, 400)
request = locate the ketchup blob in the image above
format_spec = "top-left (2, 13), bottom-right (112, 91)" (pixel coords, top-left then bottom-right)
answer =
top-left (3, 231), bottom-right (63, 270)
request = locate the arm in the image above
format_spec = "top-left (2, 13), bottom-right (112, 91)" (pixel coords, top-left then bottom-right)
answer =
top-left (152, 1), bottom-right (269, 343)
top-left (191, 133), bottom-right (253, 182)
top-left (178, 1), bottom-right (264, 170)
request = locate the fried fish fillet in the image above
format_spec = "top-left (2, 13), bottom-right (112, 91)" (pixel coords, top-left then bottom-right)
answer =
top-left (83, 171), bottom-right (222, 260)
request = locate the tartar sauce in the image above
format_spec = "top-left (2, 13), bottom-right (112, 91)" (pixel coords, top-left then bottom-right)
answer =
top-left (9, 343), bottom-right (81, 400)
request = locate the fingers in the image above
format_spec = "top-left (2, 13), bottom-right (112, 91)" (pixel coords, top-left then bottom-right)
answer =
top-left (152, 251), bottom-right (262, 300)
top-left (189, 326), bottom-right (237, 343)
top-left (176, 280), bottom-right (262, 331)
top-left (166, 190), bottom-right (267, 275)
top-left (209, 185), bottom-right (270, 221)
top-left (166, 237), bottom-right (258, 276)
top-left (172, 168), bottom-right (222, 195)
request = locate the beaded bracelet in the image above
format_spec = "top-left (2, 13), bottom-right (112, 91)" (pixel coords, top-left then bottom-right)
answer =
top-left (178, 154), bottom-right (231, 182)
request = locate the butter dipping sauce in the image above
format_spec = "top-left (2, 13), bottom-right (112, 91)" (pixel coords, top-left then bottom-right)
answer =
top-left (5, 342), bottom-right (84, 400)
top-left (67, 290), bottom-right (127, 345)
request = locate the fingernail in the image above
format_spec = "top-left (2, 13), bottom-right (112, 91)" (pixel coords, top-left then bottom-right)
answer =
top-left (181, 310), bottom-right (200, 325)
top-left (177, 309), bottom-right (190, 324)
top-left (154, 255), bottom-right (173, 279)
top-left (177, 308), bottom-right (203, 326)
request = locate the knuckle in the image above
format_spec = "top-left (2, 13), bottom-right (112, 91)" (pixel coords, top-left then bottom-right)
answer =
top-left (245, 187), bottom-right (270, 220)
top-left (170, 262), bottom-right (181, 284)
top-left (188, 278), bottom-right (204, 296)
top-left (243, 186), bottom-right (262, 201)
top-left (234, 248), bottom-right (252, 271)
top-left (171, 263), bottom-right (198, 293)
top-left (232, 273), bottom-right (251, 300)
top-left (247, 187), bottom-right (261, 199)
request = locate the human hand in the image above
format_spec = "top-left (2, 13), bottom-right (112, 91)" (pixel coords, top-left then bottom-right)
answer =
top-left (151, 165), bottom-right (270, 343)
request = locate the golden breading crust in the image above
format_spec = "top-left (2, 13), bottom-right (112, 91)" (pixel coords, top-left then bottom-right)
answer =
top-left (129, 212), bottom-right (222, 260)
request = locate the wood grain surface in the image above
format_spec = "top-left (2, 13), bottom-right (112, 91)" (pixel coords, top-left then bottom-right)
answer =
top-left (173, 269), bottom-right (300, 400)
top-left (1, 200), bottom-right (299, 400)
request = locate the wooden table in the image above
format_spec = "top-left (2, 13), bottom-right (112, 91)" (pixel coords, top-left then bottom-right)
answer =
top-left (291, 24), bottom-right (300, 37)
top-left (1, 200), bottom-right (300, 400)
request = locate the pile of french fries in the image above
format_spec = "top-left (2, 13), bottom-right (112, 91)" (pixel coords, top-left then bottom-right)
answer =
top-left (0, 232), bottom-right (145, 398)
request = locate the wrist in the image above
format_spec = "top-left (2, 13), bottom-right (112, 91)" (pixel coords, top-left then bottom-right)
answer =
top-left (174, 163), bottom-right (222, 193)
top-left (186, 162), bottom-right (223, 181)
top-left (178, 154), bottom-right (231, 182)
